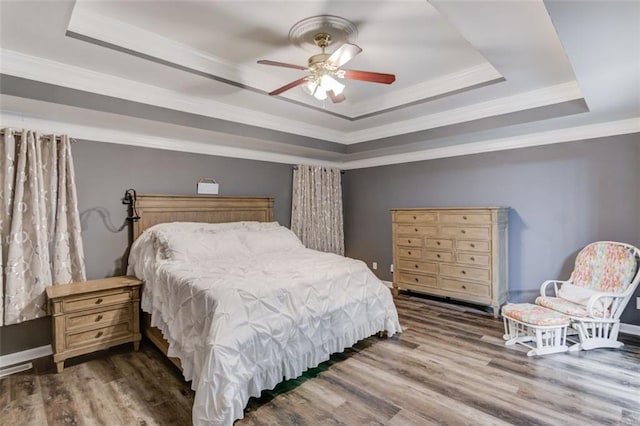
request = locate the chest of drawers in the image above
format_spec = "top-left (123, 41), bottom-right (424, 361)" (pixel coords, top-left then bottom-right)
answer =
top-left (392, 208), bottom-right (508, 317)
top-left (46, 276), bottom-right (142, 372)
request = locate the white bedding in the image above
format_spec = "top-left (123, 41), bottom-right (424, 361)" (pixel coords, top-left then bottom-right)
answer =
top-left (127, 222), bottom-right (401, 425)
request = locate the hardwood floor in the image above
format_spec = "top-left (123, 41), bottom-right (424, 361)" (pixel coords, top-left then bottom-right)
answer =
top-left (2, 293), bottom-right (640, 425)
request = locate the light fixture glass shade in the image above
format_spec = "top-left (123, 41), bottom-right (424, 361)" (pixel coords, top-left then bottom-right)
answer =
top-left (320, 75), bottom-right (345, 96)
top-left (302, 78), bottom-right (328, 100)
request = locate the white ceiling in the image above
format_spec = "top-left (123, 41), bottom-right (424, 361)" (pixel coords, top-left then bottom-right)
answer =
top-left (0, 0), bottom-right (638, 168)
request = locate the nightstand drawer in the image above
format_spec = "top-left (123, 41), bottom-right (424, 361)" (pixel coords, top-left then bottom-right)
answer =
top-left (63, 290), bottom-right (132, 313)
top-left (66, 306), bottom-right (130, 332)
top-left (67, 322), bottom-right (131, 349)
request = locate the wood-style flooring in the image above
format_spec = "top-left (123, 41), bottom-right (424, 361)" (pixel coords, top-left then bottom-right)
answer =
top-left (2, 293), bottom-right (640, 425)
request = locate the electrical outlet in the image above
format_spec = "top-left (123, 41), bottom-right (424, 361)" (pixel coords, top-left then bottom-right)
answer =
top-left (372, 262), bottom-right (378, 270)
top-left (636, 296), bottom-right (640, 309)
top-left (390, 263), bottom-right (394, 273)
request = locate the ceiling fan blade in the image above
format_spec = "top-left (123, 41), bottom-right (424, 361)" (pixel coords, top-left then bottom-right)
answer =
top-left (257, 60), bottom-right (308, 71)
top-left (268, 77), bottom-right (309, 96)
top-left (327, 43), bottom-right (362, 67)
top-left (342, 69), bottom-right (396, 84)
top-left (327, 90), bottom-right (346, 104)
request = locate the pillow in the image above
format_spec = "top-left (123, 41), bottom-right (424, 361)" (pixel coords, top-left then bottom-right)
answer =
top-left (159, 230), bottom-right (249, 261)
top-left (558, 282), bottom-right (609, 311)
top-left (241, 226), bottom-right (304, 254)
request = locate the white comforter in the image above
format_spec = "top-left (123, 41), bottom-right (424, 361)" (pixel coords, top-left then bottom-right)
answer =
top-left (127, 223), bottom-right (401, 425)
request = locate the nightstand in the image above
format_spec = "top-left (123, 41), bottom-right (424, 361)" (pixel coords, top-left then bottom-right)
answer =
top-left (46, 276), bottom-right (142, 373)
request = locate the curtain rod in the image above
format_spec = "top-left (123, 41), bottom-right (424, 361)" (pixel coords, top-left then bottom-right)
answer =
top-left (0, 129), bottom-right (77, 143)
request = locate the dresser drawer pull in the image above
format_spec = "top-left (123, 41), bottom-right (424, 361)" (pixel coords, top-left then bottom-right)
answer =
top-left (462, 285), bottom-right (467, 290)
top-left (470, 257), bottom-right (475, 261)
top-left (415, 278), bottom-right (419, 282)
top-left (470, 243), bottom-right (475, 248)
top-left (436, 254), bottom-right (441, 258)
top-left (95, 298), bottom-right (103, 304)
top-left (414, 228), bottom-right (418, 232)
top-left (408, 251), bottom-right (412, 255)
top-left (407, 239), bottom-right (411, 244)
top-left (413, 216), bottom-right (417, 219)
top-left (461, 230), bottom-right (466, 234)
top-left (414, 264), bottom-right (419, 269)
top-left (96, 331), bottom-right (104, 338)
top-left (461, 270), bottom-right (467, 275)
top-left (436, 241), bottom-right (441, 245)
top-left (463, 216), bottom-right (467, 220)
top-left (95, 315), bottom-right (103, 322)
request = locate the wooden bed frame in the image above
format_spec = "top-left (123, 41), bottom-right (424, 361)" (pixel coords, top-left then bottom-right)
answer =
top-left (131, 194), bottom-right (274, 370)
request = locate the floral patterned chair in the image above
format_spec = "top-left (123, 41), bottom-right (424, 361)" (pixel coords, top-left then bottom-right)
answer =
top-left (535, 241), bottom-right (640, 351)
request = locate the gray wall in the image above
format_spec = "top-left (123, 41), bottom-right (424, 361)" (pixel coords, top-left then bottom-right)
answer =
top-left (344, 134), bottom-right (640, 324)
top-left (0, 140), bottom-right (293, 355)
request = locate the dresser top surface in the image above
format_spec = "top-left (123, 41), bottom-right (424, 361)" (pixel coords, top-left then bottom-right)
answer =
top-left (391, 207), bottom-right (509, 211)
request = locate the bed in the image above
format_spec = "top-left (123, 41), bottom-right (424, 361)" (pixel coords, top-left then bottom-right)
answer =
top-left (126, 194), bottom-right (401, 425)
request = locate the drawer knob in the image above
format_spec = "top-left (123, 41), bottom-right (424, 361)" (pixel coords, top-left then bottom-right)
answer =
top-left (436, 241), bottom-right (441, 245)
top-left (408, 251), bottom-right (412, 255)
top-left (96, 331), bottom-right (104, 338)
top-left (413, 216), bottom-right (417, 219)
top-left (414, 264), bottom-right (419, 269)
top-left (95, 315), bottom-right (103, 322)
top-left (470, 243), bottom-right (475, 248)
top-left (95, 298), bottom-right (103, 304)
top-left (415, 278), bottom-right (419, 282)
top-left (414, 228), bottom-right (418, 232)
top-left (436, 254), bottom-right (441, 258)
top-left (462, 285), bottom-right (467, 290)
top-left (463, 216), bottom-right (468, 220)
top-left (407, 239), bottom-right (411, 244)
top-left (461, 230), bottom-right (466, 234)
top-left (461, 270), bottom-right (467, 274)
top-left (470, 257), bottom-right (475, 261)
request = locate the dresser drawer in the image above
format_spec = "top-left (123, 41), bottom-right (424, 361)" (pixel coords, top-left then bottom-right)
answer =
top-left (398, 272), bottom-right (437, 288)
top-left (424, 251), bottom-right (453, 262)
top-left (439, 213), bottom-right (491, 225)
top-left (440, 264), bottom-right (490, 283)
top-left (456, 240), bottom-right (491, 253)
top-left (398, 259), bottom-right (437, 274)
top-left (440, 226), bottom-right (490, 240)
top-left (399, 248), bottom-right (421, 259)
top-left (395, 211), bottom-right (438, 223)
top-left (396, 236), bottom-right (423, 247)
top-left (456, 253), bottom-right (490, 267)
top-left (439, 277), bottom-right (490, 297)
top-left (63, 290), bottom-right (132, 313)
top-left (66, 322), bottom-right (131, 349)
top-left (397, 225), bottom-right (438, 236)
top-left (66, 306), bottom-right (130, 332)
top-left (424, 238), bottom-right (453, 250)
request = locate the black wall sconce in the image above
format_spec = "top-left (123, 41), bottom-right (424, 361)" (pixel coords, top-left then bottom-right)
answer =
top-left (121, 188), bottom-right (140, 222)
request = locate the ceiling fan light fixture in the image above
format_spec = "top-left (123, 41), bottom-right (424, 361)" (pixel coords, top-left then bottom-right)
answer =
top-left (320, 75), bottom-right (345, 96)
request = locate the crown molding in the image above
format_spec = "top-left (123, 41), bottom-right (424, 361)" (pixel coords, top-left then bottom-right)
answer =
top-left (2, 109), bottom-right (636, 171)
top-left (0, 111), bottom-right (340, 167)
top-left (341, 118), bottom-right (640, 169)
top-left (343, 81), bottom-right (585, 144)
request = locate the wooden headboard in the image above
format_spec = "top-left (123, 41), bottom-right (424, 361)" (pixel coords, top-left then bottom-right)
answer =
top-left (132, 194), bottom-right (274, 240)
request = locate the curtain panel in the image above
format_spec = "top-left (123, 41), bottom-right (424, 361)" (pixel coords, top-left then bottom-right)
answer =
top-left (0, 129), bottom-right (86, 326)
top-left (291, 165), bottom-right (344, 255)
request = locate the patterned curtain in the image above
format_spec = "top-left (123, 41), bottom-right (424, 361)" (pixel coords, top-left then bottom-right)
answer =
top-left (0, 129), bottom-right (86, 326)
top-left (291, 165), bottom-right (344, 255)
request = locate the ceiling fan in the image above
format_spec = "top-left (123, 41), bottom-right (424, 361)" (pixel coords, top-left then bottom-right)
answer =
top-left (258, 32), bottom-right (395, 103)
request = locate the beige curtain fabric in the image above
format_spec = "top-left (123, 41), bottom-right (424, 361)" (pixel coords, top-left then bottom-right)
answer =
top-left (291, 165), bottom-right (344, 255)
top-left (0, 129), bottom-right (86, 326)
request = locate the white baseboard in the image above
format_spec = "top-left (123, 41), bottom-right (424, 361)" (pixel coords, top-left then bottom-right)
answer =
top-left (0, 344), bottom-right (52, 369)
top-left (382, 280), bottom-right (393, 289)
top-left (620, 323), bottom-right (640, 337)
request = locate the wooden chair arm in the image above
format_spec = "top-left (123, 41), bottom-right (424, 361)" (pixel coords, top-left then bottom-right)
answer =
top-left (586, 292), bottom-right (625, 319)
top-left (540, 280), bottom-right (570, 297)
